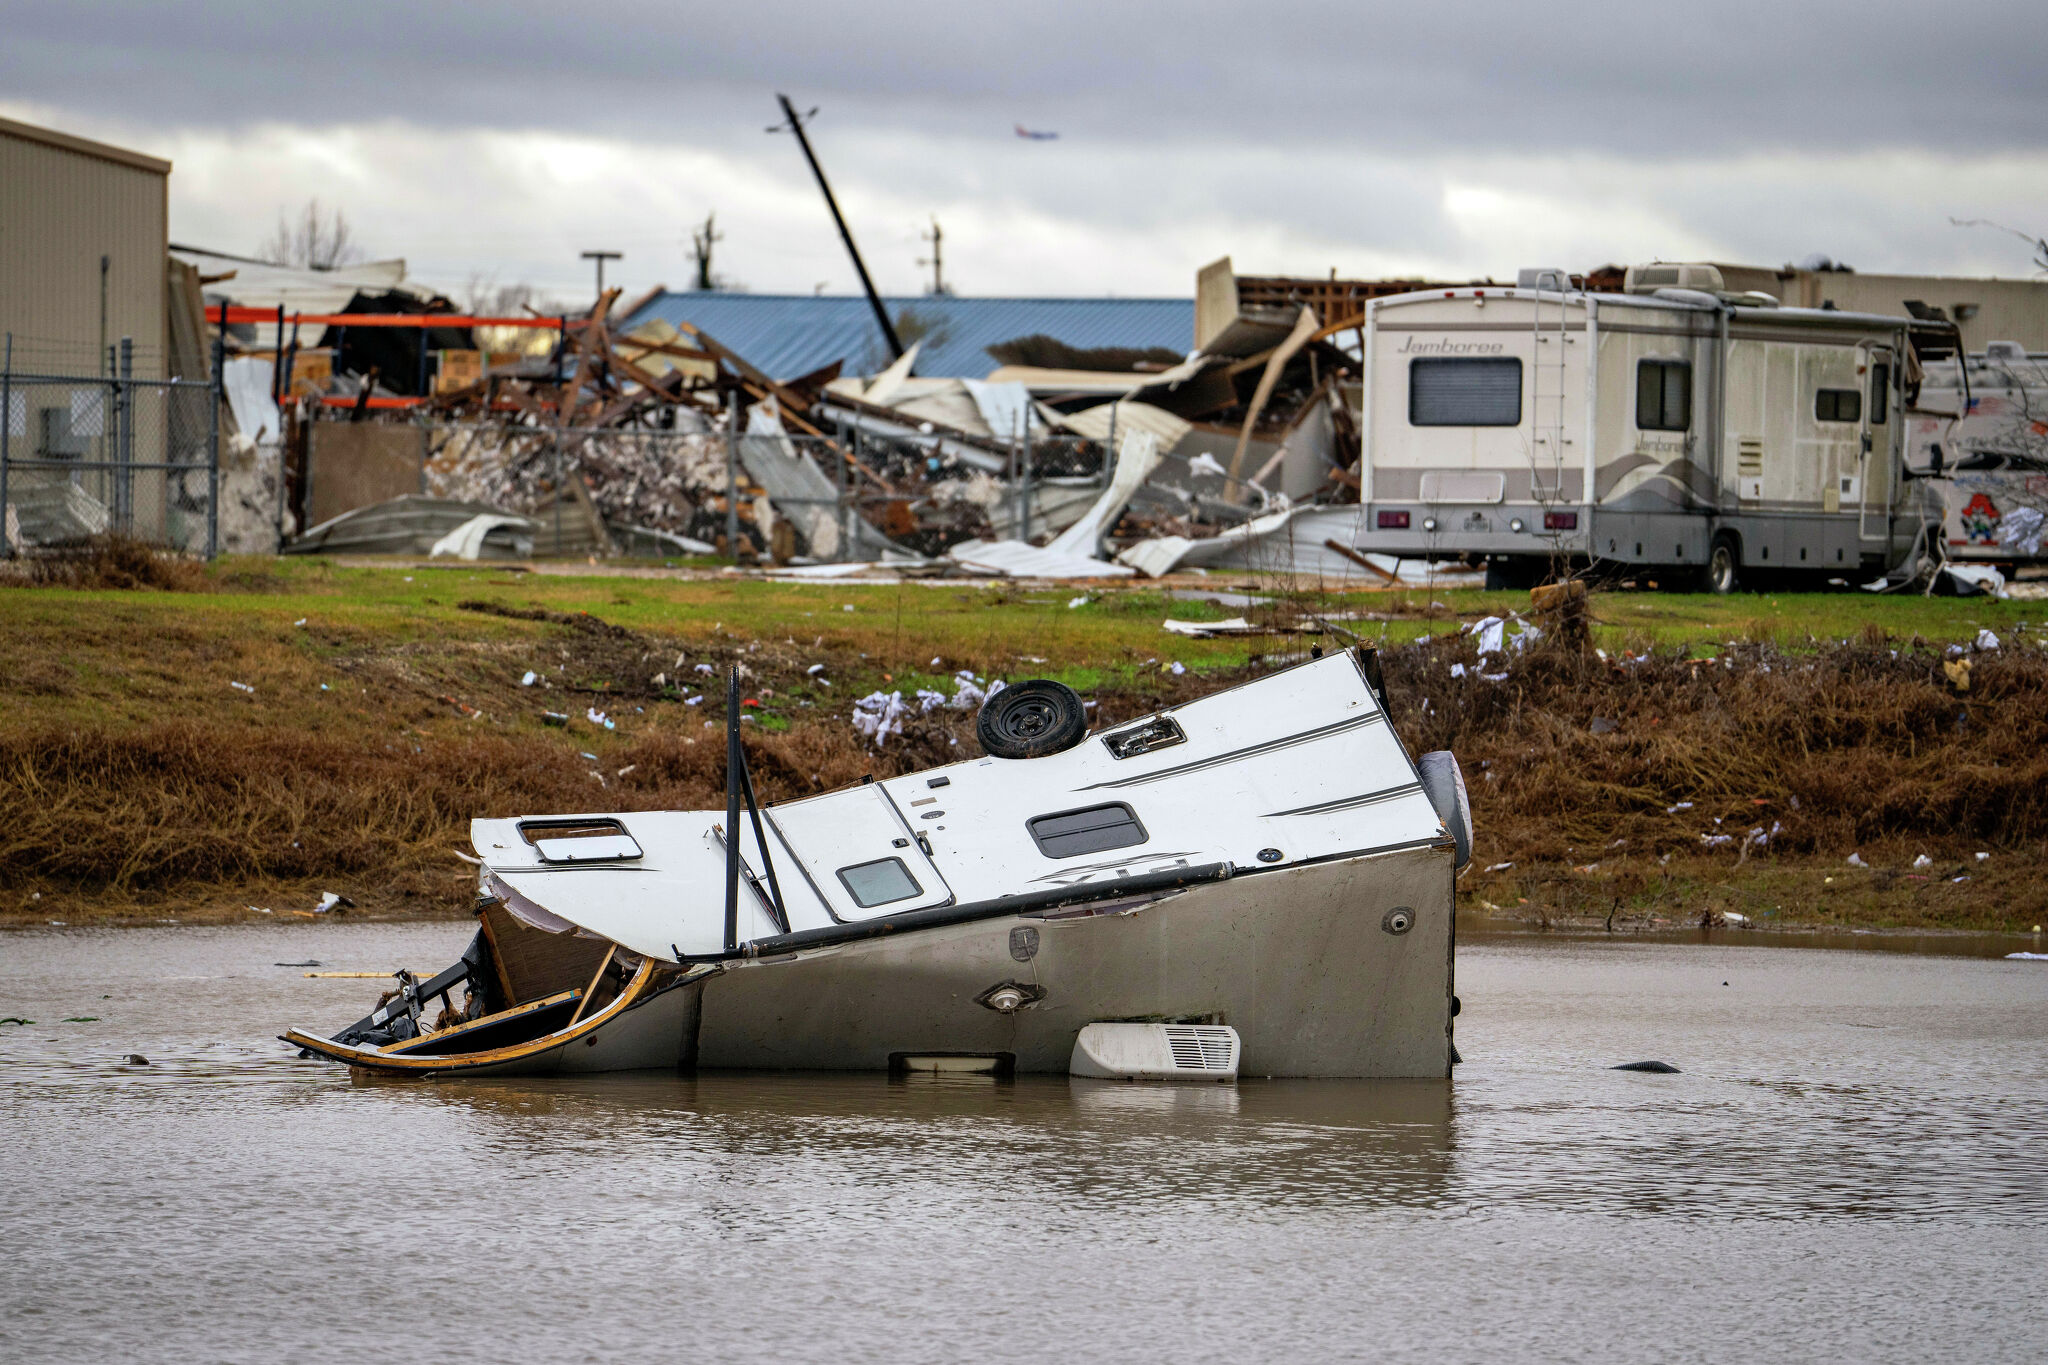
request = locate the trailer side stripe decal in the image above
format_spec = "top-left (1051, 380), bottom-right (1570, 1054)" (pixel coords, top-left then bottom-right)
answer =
top-left (1077, 713), bottom-right (1382, 789)
top-left (1263, 782), bottom-right (1424, 819)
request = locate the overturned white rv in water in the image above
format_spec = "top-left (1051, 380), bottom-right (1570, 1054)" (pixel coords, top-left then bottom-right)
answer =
top-left (285, 649), bottom-right (1470, 1080)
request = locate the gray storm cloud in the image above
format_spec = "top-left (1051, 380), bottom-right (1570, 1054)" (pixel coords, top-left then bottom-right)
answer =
top-left (7, 2), bottom-right (2045, 297)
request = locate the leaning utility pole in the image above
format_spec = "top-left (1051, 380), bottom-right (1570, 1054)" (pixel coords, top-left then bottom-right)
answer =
top-left (769, 93), bottom-right (903, 360)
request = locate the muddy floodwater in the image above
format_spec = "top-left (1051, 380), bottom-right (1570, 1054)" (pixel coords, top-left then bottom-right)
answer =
top-left (4, 924), bottom-right (2046, 1363)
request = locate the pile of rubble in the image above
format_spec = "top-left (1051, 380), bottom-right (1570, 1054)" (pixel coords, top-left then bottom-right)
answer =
top-left (271, 261), bottom-right (1474, 582)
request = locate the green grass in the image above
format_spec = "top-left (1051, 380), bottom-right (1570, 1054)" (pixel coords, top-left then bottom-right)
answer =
top-left (200, 557), bottom-right (2046, 652)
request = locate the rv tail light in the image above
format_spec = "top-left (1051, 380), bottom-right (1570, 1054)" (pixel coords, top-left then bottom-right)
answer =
top-left (1377, 510), bottom-right (1410, 529)
top-left (1544, 511), bottom-right (1579, 531)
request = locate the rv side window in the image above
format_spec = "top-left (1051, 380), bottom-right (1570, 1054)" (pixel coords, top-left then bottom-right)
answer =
top-left (1027, 803), bottom-right (1148, 859)
top-left (1869, 363), bottom-right (1890, 424)
top-left (837, 857), bottom-right (923, 909)
top-left (1635, 360), bottom-right (1691, 432)
top-left (1409, 358), bottom-right (1522, 427)
top-left (1815, 388), bottom-right (1862, 423)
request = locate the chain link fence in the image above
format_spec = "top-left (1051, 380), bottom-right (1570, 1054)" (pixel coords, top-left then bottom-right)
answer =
top-left (1, 333), bottom-right (221, 557)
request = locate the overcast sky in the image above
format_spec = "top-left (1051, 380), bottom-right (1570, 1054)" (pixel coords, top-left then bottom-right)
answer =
top-left (8, 1), bottom-right (2046, 305)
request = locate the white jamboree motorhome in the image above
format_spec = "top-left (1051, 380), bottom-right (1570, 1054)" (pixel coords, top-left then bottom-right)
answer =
top-left (1355, 265), bottom-right (1952, 590)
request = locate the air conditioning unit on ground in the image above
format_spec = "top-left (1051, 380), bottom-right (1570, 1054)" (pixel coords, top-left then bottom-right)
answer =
top-left (1069, 1022), bottom-right (1240, 1081)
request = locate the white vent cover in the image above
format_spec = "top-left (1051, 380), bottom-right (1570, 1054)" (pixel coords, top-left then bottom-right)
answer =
top-left (1069, 1023), bottom-right (1240, 1081)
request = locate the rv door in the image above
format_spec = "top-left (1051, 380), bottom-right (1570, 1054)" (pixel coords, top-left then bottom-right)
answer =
top-left (1859, 345), bottom-right (1895, 546)
top-left (765, 785), bottom-right (955, 922)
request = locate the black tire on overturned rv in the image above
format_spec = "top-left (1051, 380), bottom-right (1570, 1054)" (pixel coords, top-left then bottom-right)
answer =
top-left (977, 680), bottom-right (1090, 759)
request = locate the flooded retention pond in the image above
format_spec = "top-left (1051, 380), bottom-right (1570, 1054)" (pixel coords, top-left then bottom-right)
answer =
top-left (4, 923), bottom-right (2046, 1363)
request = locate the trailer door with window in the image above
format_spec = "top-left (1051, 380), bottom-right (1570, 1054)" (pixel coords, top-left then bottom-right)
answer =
top-left (767, 785), bottom-right (955, 922)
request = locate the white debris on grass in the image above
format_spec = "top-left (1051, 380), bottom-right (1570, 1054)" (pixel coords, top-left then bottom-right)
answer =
top-left (1912, 853), bottom-right (1932, 868)
top-left (1701, 834), bottom-right (1735, 847)
top-left (586, 708), bottom-right (616, 730)
top-left (1168, 661), bottom-right (1186, 675)
top-left (521, 671), bottom-right (537, 686)
top-left (230, 681), bottom-right (254, 694)
top-left (916, 689), bottom-right (948, 713)
top-left (1068, 596), bottom-right (1090, 609)
top-left (1976, 851), bottom-right (1991, 862)
top-left (1847, 852), bottom-right (1869, 867)
top-left (806, 663), bottom-right (826, 675)
top-left (1667, 801), bottom-right (1695, 813)
top-left (853, 690), bottom-right (912, 747)
top-left (2006, 952), bottom-right (2048, 961)
top-left (1976, 628), bottom-right (2000, 651)
top-left (686, 696), bottom-right (703, 706)
top-left (1449, 663), bottom-right (1468, 679)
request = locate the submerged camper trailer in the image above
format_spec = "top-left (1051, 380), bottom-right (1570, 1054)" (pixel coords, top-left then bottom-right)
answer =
top-left (286, 651), bottom-right (1469, 1081)
top-left (1356, 266), bottom-right (1949, 590)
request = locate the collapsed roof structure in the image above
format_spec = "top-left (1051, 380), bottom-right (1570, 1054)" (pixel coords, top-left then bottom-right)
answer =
top-left (237, 257), bottom-right (1499, 583)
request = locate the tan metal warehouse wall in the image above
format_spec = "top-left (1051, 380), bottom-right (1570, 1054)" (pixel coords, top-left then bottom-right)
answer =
top-left (0, 116), bottom-right (170, 378)
top-left (1717, 262), bottom-right (2048, 353)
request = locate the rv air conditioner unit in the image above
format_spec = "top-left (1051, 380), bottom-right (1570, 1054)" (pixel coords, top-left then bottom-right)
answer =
top-left (1625, 263), bottom-right (1725, 295)
top-left (1069, 1022), bottom-right (1240, 1081)
top-left (1517, 267), bottom-right (1571, 291)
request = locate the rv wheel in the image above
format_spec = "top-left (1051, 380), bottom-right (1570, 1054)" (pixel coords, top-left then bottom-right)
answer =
top-left (977, 680), bottom-right (1089, 759)
top-left (1705, 535), bottom-right (1741, 594)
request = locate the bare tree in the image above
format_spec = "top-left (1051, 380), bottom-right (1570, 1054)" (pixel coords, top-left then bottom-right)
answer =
top-left (460, 274), bottom-right (566, 357)
top-left (258, 199), bottom-right (364, 271)
top-left (689, 212), bottom-right (725, 291)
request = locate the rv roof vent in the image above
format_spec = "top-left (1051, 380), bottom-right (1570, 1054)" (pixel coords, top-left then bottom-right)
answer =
top-left (1516, 266), bottom-right (1571, 292)
top-left (1984, 341), bottom-right (2027, 362)
top-left (1625, 263), bottom-right (1724, 295)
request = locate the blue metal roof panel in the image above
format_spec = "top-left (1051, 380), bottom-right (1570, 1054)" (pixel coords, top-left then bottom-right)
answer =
top-left (619, 293), bottom-right (1194, 380)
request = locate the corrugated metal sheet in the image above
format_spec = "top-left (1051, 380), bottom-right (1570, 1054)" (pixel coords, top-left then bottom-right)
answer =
top-left (0, 117), bottom-right (169, 376)
top-left (619, 293), bottom-right (1193, 381)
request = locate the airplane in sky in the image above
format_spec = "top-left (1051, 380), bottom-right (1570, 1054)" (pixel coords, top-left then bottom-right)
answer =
top-left (1014, 124), bottom-right (1059, 141)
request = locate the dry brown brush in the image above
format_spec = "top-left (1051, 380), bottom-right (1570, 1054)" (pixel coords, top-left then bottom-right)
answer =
top-left (4, 616), bottom-right (2044, 918)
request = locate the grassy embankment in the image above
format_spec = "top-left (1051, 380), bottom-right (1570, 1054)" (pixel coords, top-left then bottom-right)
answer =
top-left (3, 554), bottom-right (2044, 933)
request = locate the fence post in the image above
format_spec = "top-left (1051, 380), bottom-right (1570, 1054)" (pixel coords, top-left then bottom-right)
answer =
top-left (844, 426), bottom-right (859, 561)
top-left (1, 332), bottom-right (11, 557)
top-left (118, 335), bottom-right (134, 533)
top-left (207, 327), bottom-right (223, 558)
top-left (725, 390), bottom-right (741, 562)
